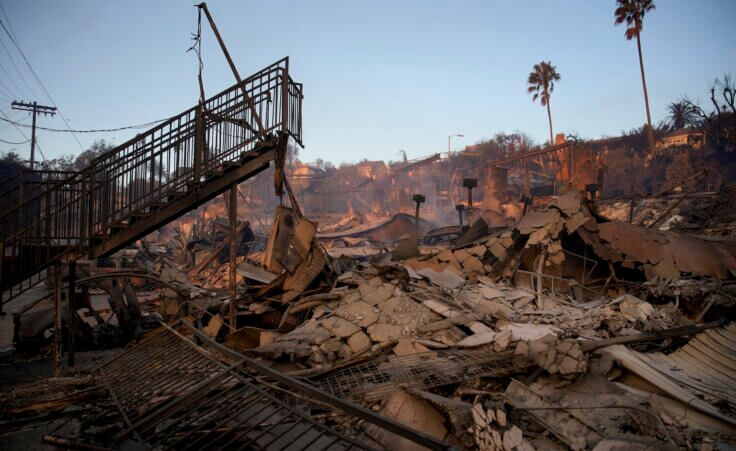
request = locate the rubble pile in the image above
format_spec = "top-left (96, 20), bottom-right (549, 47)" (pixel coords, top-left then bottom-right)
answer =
top-left (597, 184), bottom-right (736, 236)
top-left (3, 189), bottom-right (736, 450)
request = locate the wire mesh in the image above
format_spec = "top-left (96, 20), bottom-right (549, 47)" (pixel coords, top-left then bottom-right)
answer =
top-left (313, 349), bottom-right (533, 402)
top-left (96, 322), bottom-right (371, 451)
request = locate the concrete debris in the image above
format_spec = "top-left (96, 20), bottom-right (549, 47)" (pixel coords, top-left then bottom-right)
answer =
top-left (364, 388), bottom-right (451, 451)
top-left (5, 187), bottom-right (736, 451)
top-left (504, 379), bottom-right (605, 450)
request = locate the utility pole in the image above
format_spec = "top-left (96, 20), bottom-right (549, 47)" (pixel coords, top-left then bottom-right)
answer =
top-left (11, 101), bottom-right (56, 169)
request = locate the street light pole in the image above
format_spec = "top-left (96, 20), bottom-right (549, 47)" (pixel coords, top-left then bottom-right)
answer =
top-left (448, 133), bottom-right (464, 154)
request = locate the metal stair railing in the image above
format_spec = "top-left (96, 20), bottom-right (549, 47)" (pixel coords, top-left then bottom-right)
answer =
top-left (1, 57), bottom-right (302, 303)
top-left (0, 169), bottom-right (77, 214)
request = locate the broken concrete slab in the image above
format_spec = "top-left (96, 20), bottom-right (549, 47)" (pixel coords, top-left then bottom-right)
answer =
top-left (361, 285), bottom-right (394, 305)
top-left (366, 323), bottom-right (403, 342)
top-left (347, 330), bottom-right (371, 353)
top-left (320, 316), bottom-right (361, 338)
top-left (335, 300), bottom-right (379, 327)
top-left (364, 388), bottom-right (451, 451)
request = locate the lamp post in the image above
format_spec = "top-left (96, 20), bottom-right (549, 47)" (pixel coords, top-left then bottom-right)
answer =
top-left (462, 178), bottom-right (477, 225)
top-left (448, 134), bottom-right (464, 154)
top-left (455, 204), bottom-right (465, 228)
top-left (412, 194), bottom-right (426, 245)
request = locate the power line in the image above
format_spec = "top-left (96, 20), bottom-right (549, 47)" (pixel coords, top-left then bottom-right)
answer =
top-left (0, 2), bottom-right (39, 99)
top-left (0, 137), bottom-right (29, 144)
top-left (0, 81), bottom-right (14, 99)
top-left (0, 109), bottom-right (25, 129)
top-left (0, 47), bottom-right (28, 98)
top-left (0, 15), bottom-right (84, 151)
top-left (0, 33), bottom-right (35, 98)
top-left (0, 108), bottom-right (27, 140)
top-left (0, 115), bottom-right (170, 133)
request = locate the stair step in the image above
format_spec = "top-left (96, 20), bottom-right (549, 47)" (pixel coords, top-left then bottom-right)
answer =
top-left (223, 161), bottom-right (242, 170)
top-left (240, 150), bottom-right (259, 163)
top-left (129, 211), bottom-right (148, 224)
top-left (166, 190), bottom-right (186, 202)
top-left (91, 232), bottom-right (106, 245)
top-left (110, 222), bottom-right (129, 232)
top-left (207, 167), bottom-right (225, 179)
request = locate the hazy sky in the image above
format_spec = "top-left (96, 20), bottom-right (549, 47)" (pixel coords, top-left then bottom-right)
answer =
top-left (0, 0), bottom-right (734, 165)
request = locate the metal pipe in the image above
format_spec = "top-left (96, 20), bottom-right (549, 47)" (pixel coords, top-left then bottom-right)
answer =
top-left (197, 2), bottom-right (265, 136)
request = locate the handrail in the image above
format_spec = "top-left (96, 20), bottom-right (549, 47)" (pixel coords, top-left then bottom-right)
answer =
top-left (0, 58), bottom-right (295, 220)
top-left (1, 57), bottom-right (302, 301)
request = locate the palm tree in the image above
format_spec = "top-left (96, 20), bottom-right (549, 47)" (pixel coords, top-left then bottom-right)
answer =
top-left (615, 0), bottom-right (656, 149)
top-left (527, 61), bottom-right (561, 146)
top-left (665, 99), bottom-right (700, 131)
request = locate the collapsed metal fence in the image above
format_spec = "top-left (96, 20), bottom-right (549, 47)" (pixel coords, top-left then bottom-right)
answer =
top-left (95, 320), bottom-right (452, 450)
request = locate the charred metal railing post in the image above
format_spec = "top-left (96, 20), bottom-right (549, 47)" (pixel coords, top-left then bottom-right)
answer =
top-left (0, 241), bottom-right (3, 316)
top-left (79, 179), bottom-right (88, 245)
top-left (87, 168), bottom-right (96, 255)
top-left (67, 260), bottom-right (76, 367)
top-left (282, 59), bottom-right (289, 138)
top-left (455, 203), bottom-right (465, 228)
top-left (52, 261), bottom-right (62, 377)
top-left (45, 190), bottom-right (51, 261)
top-left (102, 173), bottom-right (110, 237)
top-left (412, 194), bottom-right (425, 243)
top-left (17, 179), bottom-right (23, 245)
top-left (229, 184), bottom-right (237, 331)
top-left (193, 106), bottom-right (204, 185)
top-left (463, 178), bottom-right (477, 224)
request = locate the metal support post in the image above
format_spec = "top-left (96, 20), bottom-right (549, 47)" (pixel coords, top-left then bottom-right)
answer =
top-left (462, 178), bottom-right (477, 225)
top-left (193, 106), bottom-right (204, 184)
top-left (197, 2), bottom-right (265, 136)
top-left (412, 194), bottom-right (425, 244)
top-left (67, 261), bottom-right (76, 367)
top-left (456, 204), bottom-right (465, 228)
top-left (52, 262), bottom-right (62, 377)
top-left (229, 184), bottom-right (237, 331)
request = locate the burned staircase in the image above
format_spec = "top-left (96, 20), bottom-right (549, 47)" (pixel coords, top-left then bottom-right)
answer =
top-left (0, 57), bottom-right (302, 305)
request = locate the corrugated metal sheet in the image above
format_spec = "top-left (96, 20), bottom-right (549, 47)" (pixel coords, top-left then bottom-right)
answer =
top-left (601, 323), bottom-right (736, 429)
top-left (635, 322), bottom-right (736, 405)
